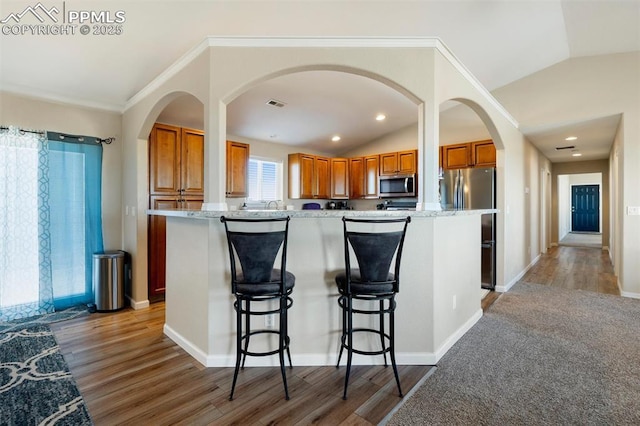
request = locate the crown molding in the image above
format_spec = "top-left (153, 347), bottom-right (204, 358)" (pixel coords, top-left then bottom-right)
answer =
top-left (124, 38), bottom-right (211, 111)
top-left (1, 83), bottom-right (123, 113)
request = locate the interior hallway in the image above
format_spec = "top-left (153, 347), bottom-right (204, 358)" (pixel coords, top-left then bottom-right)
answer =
top-left (482, 244), bottom-right (619, 311)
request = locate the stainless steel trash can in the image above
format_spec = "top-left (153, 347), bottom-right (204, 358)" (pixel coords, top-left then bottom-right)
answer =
top-left (92, 251), bottom-right (126, 311)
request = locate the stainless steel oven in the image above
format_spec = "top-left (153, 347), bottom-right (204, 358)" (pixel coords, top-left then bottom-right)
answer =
top-left (378, 174), bottom-right (416, 198)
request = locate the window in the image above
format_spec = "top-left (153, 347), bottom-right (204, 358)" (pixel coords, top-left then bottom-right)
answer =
top-left (248, 158), bottom-right (283, 201)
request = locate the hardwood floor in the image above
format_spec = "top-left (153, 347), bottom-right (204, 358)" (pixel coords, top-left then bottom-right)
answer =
top-left (519, 246), bottom-right (619, 295)
top-left (50, 245), bottom-right (618, 425)
top-left (50, 305), bottom-right (432, 425)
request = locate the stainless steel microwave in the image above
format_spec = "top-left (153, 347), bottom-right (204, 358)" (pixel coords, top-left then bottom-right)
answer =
top-left (378, 174), bottom-right (416, 198)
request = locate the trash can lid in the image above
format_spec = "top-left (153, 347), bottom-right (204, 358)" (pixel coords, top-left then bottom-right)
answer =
top-left (93, 250), bottom-right (125, 258)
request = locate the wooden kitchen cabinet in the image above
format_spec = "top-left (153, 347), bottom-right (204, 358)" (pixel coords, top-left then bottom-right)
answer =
top-left (379, 150), bottom-right (417, 175)
top-left (349, 157), bottom-right (364, 199)
top-left (349, 155), bottom-right (379, 199)
top-left (288, 153), bottom-right (330, 199)
top-left (226, 140), bottom-right (250, 197)
top-left (331, 158), bottom-right (349, 199)
top-left (442, 143), bottom-right (472, 169)
top-left (149, 124), bottom-right (204, 196)
top-left (441, 140), bottom-right (495, 169)
top-left (363, 155), bottom-right (379, 198)
top-left (471, 139), bottom-right (496, 168)
top-left (148, 123), bottom-right (204, 302)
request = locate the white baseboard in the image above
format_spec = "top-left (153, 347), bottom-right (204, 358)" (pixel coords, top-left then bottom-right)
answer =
top-left (127, 297), bottom-right (149, 310)
top-left (496, 254), bottom-right (541, 293)
top-left (163, 324), bottom-right (210, 366)
top-left (621, 290), bottom-right (640, 299)
top-left (431, 308), bottom-right (483, 364)
top-left (162, 319), bottom-right (484, 368)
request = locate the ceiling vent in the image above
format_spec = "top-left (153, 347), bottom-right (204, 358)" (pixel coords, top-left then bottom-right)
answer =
top-left (555, 145), bottom-right (575, 150)
top-left (266, 99), bottom-right (286, 108)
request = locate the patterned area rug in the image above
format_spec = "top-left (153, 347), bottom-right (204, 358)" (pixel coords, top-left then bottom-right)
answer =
top-left (0, 308), bottom-right (92, 425)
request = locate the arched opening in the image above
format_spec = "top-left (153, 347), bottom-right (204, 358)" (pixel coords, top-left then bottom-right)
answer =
top-left (143, 93), bottom-right (205, 302)
top-left (223, 68), bottom-right (421, 211)
top-left (439, 99), bottom-right (503, 292)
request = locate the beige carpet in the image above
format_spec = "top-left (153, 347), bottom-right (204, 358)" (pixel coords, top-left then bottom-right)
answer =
top-left (386, 282), bottom-right (640, 425)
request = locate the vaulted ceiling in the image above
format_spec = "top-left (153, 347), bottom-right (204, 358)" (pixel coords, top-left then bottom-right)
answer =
top-left (1, 1), bottom-right (638, 160)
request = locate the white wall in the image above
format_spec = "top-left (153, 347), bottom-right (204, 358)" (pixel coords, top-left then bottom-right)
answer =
top-left (0, 92), bottom-right (123, 250)
top-left (558, 175), bottom-right (570, 240)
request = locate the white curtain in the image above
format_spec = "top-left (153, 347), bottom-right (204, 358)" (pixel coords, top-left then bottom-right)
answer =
top-left (0, 126), bottom-right (54, 321)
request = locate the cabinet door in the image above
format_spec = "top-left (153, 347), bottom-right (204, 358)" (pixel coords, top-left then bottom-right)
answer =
top-left (364, 155), bottom-right (379, 198)
top-left (472, 140), bottom-right (496, 168)
top-left (148, 196), bottom-right (179, 302)
top-left (443, 143), bottom-right (471, 169)
top-left (349, 157), bottom-right (364, 199)
top-left (181, 197), bottom-right (204, 211)
top-left (331, 158), bottom-right (349, 199)
top-left (314, 156), bottom-right (331, 199)
top-left (379, 152), bottom-right (399, 175)
top-left (181, 128), bottom-right (205, 195)
top-left (299, 154), bottom-right (316, 199)
top-left (149, 124), bottom-right (181, 195)
top-left (398, 150), bottom-right (417, 174)
top-left (226, 141), bottom-right (249, 197)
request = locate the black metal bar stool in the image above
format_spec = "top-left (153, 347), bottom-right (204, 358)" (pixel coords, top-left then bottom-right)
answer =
top-left (335, 216), bottom-right (411, 400)
top-left (220, 216), bottom-right (295, 401)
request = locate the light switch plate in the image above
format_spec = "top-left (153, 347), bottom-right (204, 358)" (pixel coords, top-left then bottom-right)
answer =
top-left (627, 206), bottom-right (640, 216)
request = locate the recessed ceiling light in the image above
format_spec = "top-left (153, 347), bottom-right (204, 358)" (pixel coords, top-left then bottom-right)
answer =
top-left (565, 136), bottom-right (578, 141)
top-left (331, 135), bottom-right (341, 142)
top-left (572, 152), bottom-right (582, 157)
top-left (375, 114), bottom-right (386, 121)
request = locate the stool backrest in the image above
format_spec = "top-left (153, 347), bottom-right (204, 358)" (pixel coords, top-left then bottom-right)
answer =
top-left (342, 216), bottom-right (411, 292)
top-left (220, 216), bottom-right (290, 291)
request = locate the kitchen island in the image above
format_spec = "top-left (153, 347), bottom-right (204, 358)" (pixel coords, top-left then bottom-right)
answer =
top-left (148, 208), bottom-right (494, 367)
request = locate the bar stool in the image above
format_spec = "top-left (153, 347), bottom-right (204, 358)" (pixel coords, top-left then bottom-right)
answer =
top-left (335, 216), bottom-right (411, 400)
top-left (220, 216), bottom-right (295, 401)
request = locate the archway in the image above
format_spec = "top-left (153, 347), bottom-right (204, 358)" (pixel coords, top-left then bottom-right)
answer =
top-left (439, 98), bottom-right (504, 291)
top-left (143, 93), bottom-right (205, 303)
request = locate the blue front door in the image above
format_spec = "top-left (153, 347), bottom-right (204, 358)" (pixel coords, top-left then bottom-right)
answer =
top-left (571, 185), bottom-right (599, 232)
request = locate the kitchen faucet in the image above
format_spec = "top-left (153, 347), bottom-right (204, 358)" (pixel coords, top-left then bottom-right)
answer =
top-left (267, 200), bottom-right (279, 210)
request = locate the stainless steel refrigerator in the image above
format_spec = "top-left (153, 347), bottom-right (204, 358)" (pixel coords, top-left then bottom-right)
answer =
top-left (440, 167), bottom-right (496, 289)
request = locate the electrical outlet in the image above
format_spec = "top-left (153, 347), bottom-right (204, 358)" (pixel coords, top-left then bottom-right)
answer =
top-left (265, 314), bottom-right (275, 328)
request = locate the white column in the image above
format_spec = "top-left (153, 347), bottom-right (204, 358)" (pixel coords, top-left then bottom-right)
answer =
top-left (201, 99), bottom-right (228, 211)
top-left (417, 101), bottom-right (441, 211)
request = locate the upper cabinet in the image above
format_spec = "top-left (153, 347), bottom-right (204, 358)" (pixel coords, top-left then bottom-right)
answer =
top-left (149, 123), bottom-right (204, 197)
top-left (442, 140), bottom-right (495, 169)
top-left (226, 140), bottom-right (250, 198)
top-left (379, 150), bottom-right (417, 175)
top-left (348, 155), bottom-right (380, 200)
top-left (288, 153), bottom-right (330, 199)
top-left (471, 140), bottom-right (496, 168)
top-left (331, 158), bottom-right (350, 199)
top-left (442, 143), bottom-right (471, 170)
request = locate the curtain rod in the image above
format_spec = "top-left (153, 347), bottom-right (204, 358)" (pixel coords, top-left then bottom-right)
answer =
top-left (1, 126), bottom-right (115, 145)
top-left (52, 132), bottom-right (115, 145)
top-left (0, 126), bottom-right (45, 136)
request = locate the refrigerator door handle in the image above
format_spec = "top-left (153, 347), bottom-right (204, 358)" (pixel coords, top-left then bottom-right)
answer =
top-left (458, 172), bottom-right (465, 209)
top-left (453, 172), bottom-right (460, 209)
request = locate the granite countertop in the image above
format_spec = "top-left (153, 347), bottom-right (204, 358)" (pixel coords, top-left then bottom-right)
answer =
top-left (147, 208), bottom-right (498, 219)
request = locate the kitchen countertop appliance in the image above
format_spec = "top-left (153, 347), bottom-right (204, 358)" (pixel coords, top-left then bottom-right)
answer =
top-left (440, 167), bottom-right (496, 290)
